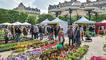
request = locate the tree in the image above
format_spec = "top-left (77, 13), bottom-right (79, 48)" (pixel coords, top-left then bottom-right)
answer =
top-left (37, 14), bottom-right (55, 23)
top-left (18, 12), bottom-right (28, 23)
top-left (8, 10), bottom-right (20, 23)
top-left (27, 15), bottom-right (37, 25)
top-left (0, 8), bottom-right (9, 23)
top-left (58, 16), bottom-right (70, 21)
top-left (90, 14), bottom-right (106, 22)
top-left (58, 15), bottom-right (81, 23)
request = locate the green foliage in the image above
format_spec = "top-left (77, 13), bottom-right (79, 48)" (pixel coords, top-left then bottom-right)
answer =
top-left (0, 8), bottom-right (28, 23)
top-left (8, 54), bottom-right (15, 58)
top-left (72, 16), bottom-right (81, 22)
top-left (1, 8), bottom-right (106, 24)
top-left (18, 12), bottom-right (28, 23)
top-left (0, 8), bottom-right (9, 23)
top-left (104, 44), bottom-right (106, 47)
top-left (58, 15), bottom-right (81, 23)
top-left (27, 15), bottom-right (37, 25)
top-left (58, 14), bottom-right (106, 22)
top-left (37, 14), bottom-right (56, 23)
top-left (86, 14), bottom-right (106, 22)
top-left (58, 16), bottom-right (70, 21)
top-left (96, 14), bottom-right (106, 22)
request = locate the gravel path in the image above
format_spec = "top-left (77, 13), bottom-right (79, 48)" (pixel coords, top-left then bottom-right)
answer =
top-left (81, 36), bottom-right (106, 60)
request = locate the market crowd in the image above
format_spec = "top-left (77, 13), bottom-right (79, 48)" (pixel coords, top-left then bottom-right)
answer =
top-left (1, 24), bottom-right (95, 47)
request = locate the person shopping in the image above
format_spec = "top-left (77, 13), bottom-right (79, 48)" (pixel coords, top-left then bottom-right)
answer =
top-left (58, 28), bottom-right (65, 46)
top-left (67, 26), bottom-right (74, 46)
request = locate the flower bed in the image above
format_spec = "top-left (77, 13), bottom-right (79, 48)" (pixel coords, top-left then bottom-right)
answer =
top-left (5, 44), bottom-right (89, 60)
top-left (0, 40), bottom-right (56, 52)
top-left (0, 36), bottom-right (29, 44)
top-left (40, 45), bottom-right (89, 60)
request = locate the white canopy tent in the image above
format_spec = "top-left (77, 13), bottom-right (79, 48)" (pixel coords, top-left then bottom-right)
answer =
top-left (22, 22), bottom-right (31, 25)
top-left (0, 22), bottom-right (11, 25)
top-left (51, 18), bottom-right (64, 23)
top-left (49, 17), bottom-right (68, 33)
top-left (89, 20), bottom-right (96, 24)
top-left (74, 16), bottom-right (96, 24)
top-left (74, 16), bottom-right (90, 24)
top-left (41, 19), bottom-right (50, 25)
top-left (101, 20), bottom-right (106, 23)
top-left (12, 22), bottom-right (22, 25)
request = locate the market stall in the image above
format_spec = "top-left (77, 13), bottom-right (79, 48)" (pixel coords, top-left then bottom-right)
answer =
top-left (41, 19), bottom-right (50, 26)
top-left (48, 17), bottom-right (68, 33)
top-left (22, 22), bottom-right (31, 26)
top-left (74, 16), bottom-right (96, 26)
top-left (0, 22), bottom-right (11, 25)
top-left (101, 20), bottom-right (106, 23)
top-left (12, 22), bottom-right (22, 25)
top-left (95, 23), bottom-right (106, 34)
top-left (95, 20), bottom-right (106, 34)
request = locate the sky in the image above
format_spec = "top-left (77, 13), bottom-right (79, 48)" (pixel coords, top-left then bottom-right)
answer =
top-left (0, 0), bottom-right (96, 14)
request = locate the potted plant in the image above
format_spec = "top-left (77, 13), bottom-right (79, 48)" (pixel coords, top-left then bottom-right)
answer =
top-left (103, 43), bottom-right (106, 52)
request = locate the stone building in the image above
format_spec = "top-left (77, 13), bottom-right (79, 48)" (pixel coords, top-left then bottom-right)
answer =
top-left (14, 3), bottom-right (40, 15)
top-left (48, 0), bottom-right (106, 16)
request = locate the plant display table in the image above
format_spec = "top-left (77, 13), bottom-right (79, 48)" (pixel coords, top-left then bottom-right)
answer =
top-left (3, 44), bottom-right (89, 60)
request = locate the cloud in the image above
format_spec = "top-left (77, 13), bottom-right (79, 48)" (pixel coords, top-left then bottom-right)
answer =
top-left (0, 0), bottom-right (96, 13)
top-left (21, 0), bottom-right (36, 8)
top-left (0, 0), bottom-right (18, 9)
top-left (32, 0), bottom-right (65, 13)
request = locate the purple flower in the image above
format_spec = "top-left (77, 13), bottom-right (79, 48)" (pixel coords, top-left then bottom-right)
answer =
top-left (7, 57), bottom-right (12, 60)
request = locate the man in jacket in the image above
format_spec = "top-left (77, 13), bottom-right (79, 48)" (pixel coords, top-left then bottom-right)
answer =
top-left (67, 26), bottom-right (74, 46)
top-left (15, 27), bottom-right (22, 42)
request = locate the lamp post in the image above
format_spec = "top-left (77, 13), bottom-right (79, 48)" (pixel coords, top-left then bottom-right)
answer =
top-left (55, 11), bottom-right (61, 17)
top-left (95, 12), bottom-right (98, 20)
top-left (56, 11), bottom-right (59, 17)
top-left (88, 10), bottom-right (92, 20)
top-left (69, 8), bottom-right (72, 25)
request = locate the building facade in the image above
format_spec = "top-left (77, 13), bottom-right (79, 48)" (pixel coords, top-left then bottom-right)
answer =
top-left (48, 0), bottom-right (106, 16)
top-left (14, 3), bottom-right (40, 15)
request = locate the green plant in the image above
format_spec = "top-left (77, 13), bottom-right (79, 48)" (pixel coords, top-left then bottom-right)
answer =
top-left (68, 54), bottom-right (76, 60)
top-left (73, 52), bottom-right (80, 57)
top-left (18, 52), bottom-right (24, 55)
top-left (8, 54), bottom-right (15, 57)
top-left (104, 44), bottom-right (106, 47)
